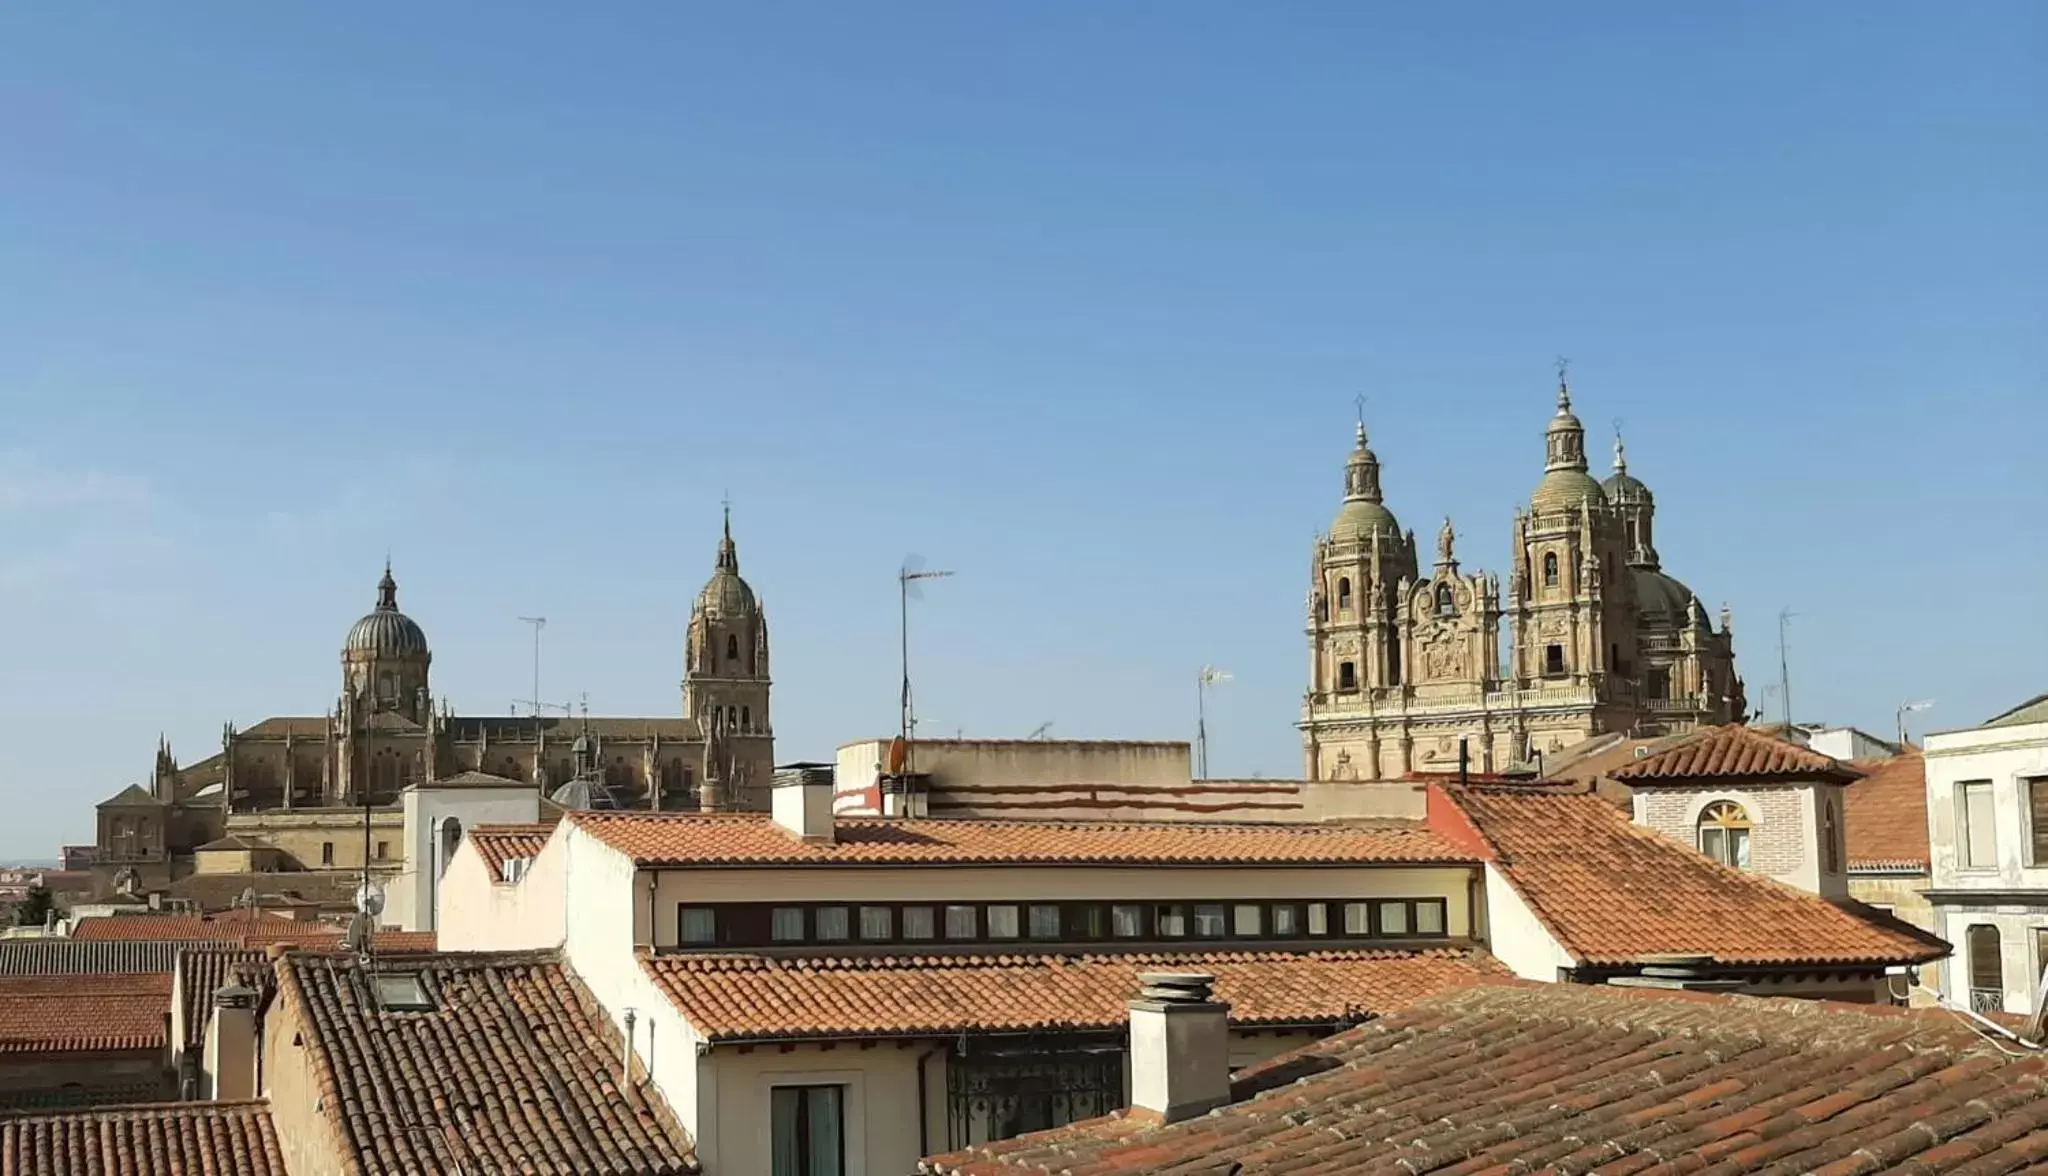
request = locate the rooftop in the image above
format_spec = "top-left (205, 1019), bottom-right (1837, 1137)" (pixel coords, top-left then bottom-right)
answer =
top-left (568, 810), bottom-right (1470, 868)
top-left (1846, 750), bottom-right (1932, 872)
top-left (1985, 691), bottom-right (2048, 730)
top-left (69, 912), bottom-right (434, 952)
top-left (467, 822), bottom-right (558, 878)
top-left (1443, 786), bottom-right (1945, 967)
top-left (1611, 723), bottom-right (1864, 785)
top-left (0, 973), bottom-right (172, 1054)
top-left (924, 983), bottom-right (2048, 1176)
top-left (642, 947), bottom-right (1504, 1042)
top-left (175, 947), bottom-right (268, 1049)
top-left (272, 949), bottom-right (697, 1175)
top-left (0, 1101), bottom-right (287, 1176)
top-left (0, 938), bottom-right (212, 976)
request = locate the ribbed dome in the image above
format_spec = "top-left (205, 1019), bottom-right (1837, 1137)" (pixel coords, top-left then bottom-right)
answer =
top-left (1531, 469), bottom-right (1608, 513)
top-left (1631, 567), bottom-right (1697, 620)
top-left (1602, 435), bottom-right (1653, 505)
top-left (343, 564), bottom-right (430, 657)
top-left (696, 510), bottom-right (759, 619)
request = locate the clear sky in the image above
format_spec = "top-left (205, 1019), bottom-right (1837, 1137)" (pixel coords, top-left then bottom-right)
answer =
top-left (1, 4), bottom-right (2042, 860)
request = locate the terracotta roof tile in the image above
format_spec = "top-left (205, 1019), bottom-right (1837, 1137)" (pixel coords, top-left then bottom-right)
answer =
top-left (1611, 722), bottom-right (1864, 783)
top-left (275, 950), bottom-right (698, 1175)
top-left (468, 822), bottom-right (558, 878)
top-left (70, 912), bottom-right (433, 953)
top-left (924, 983), bottom-right (2048, 1176)
top-left (643, 948), bottom-right (1506, 1041)
top-left (1446, 786), bottom-right (1943, 967)
top-left (0, 939), bottom-right (212, 976)
top-left (0, 973), bottom-right (170, 1054)
top-left (175, 948), bottom-right (269, 1050)
top-left (1845, 751), bottom-right (1931, 871)
top-left (71, 914), bottom-right (258, 942)
top-left (571, 811), bottom-right (1471, 867)
top-left (0, 1101), bottom-right (287, 1176)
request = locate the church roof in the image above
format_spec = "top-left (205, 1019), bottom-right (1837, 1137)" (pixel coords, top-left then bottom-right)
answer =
top-left (96, 784), bottom-right (162, 809)
top-left (342, 563), bottom-right (429, 658)
top-left (414, 770), bottom-right (531, 790)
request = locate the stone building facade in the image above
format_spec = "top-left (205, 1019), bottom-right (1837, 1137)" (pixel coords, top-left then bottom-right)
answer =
top-left (1300, 375), bottom-right (1745, 780)
top-left (91, 515), bottom-right (775, 894)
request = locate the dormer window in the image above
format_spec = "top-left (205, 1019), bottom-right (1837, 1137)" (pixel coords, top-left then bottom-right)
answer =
top-left (1697, 801), bottom-right (1752, 869)
top-left (370, 972), bottom-right (434, 1011)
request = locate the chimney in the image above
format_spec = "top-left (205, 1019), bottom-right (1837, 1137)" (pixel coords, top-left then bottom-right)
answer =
top-left (1127, 972), bottom-right (1231, 1123)
top-left (771, 766), bottom-right (835, 844)
top-left (203, 982), bottom-right (260, 1101)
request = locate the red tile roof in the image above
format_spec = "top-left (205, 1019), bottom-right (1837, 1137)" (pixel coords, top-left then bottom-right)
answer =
top-left (1845, 751), bottom-right (1931, 871)
top-left (1611, 723), bottom-right (1864, 784)
top-left (468, 823), bottom-right (558, 878)
top-left (175, 948), bottom-right (269, 1050)
top-left (0, 974), bottom-right (171, 1054)
top-left (0, 1101), bottom-right (286, 1176)
top-left (570, 811), bottom-right (1471, 867)
top-left (70, 912), bottom-right (433, 953)
top-left (71, 914), bottom-right (264, 942)
top-left (273, 950), bottom-right (697, 1175)
top-left (643, 948), bottom-right (1505, 1042)
top-left (924, 983), bottom-right (2048, 1176)
top-left (1444, 786), bottom-right (1944, 967)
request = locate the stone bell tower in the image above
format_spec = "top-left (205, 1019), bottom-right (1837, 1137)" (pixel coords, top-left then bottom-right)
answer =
top-left (681, 505), bottom-right (774, 807)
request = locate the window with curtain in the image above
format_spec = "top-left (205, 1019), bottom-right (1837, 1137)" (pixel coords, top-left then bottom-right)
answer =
top-left (814, 907), bottom-right (850, 941)
top-left (1026, 905), bottom-right (1061, 939)
top-left (1697, 801), bottom-right (1752, 868)
top-left (1111, 905), bottom-right (1144, 938)
top-left (771, 1085), bottom-right (844, 1176)
top-left (677, 907), bottom-right (716, 945)
top-left (1969, 924), bottom-right (2004, 1014)
top-left (902, 907), bottom-right (935, 940)
top-left (1154, 905), bottom-right (1187, 938)
top-left (1961, 781), bottom-right (1998, 868)
top-left (771, 908), bottom-right (805, 942)
top-left (1233, 904), bottom-right (1263, 936)
top-left (1343, 902), bottom-right (1371, 935)
top-left (1379, 901), bottom-right (1409, 936)
top-left (944, 905), bottom-right (977, 939)
top-left (985, 905), bottom-right (1020, 939)
top-left (1192, 904), bottom-right (1227, 938)
top-left (1271, 904), bottom-right (1300, 937)
top-left (857, 906), bottom-right (893, 940)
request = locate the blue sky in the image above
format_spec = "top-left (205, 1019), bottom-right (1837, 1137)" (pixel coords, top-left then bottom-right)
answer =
top-left (1, 4), bottom-right (2042, 859)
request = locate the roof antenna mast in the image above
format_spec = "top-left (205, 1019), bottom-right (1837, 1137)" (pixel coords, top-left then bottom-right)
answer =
top-left (899, 555), bottom-right (955, 776)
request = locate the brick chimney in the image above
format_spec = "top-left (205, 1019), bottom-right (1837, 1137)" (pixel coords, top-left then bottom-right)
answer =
top-left (203, 982), bottom-right (260, 1101)
top-left (1127, 972), bottom-right (1231, 1123)
top-left (771, 766), bottom-right (835, 844)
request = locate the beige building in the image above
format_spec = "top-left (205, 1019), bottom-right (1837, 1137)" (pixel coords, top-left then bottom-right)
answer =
top-left (88, 514), bottom-right (775, 903)
top-left (1301, 375), bottom-right (1745, 780)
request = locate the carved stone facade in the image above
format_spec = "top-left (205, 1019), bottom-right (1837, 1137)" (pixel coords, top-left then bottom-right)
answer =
top-left (1300, 378), bottom-right (1745, 780)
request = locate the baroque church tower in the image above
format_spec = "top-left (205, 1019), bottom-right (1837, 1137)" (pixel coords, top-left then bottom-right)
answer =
top-left (681, 506), bottom-right (773, 809)
top-left (1300, 372), bottom-right (1744, 781)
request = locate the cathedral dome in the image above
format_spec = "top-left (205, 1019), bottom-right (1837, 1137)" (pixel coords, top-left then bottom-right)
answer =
top-left (1631, 566), bottom-right (1696, 620)
top-left (1530, 376), bottom-right (1606, 514)
top-left (1330, 422), bottom-right (1404, 543)
top-left (1531, 469), bottom-right (1608, 513)
top-left (1601, 435), bottom-right (1653, 506)
top-left (344, 564), bottom-right (430, 657)
top-left (695, 510), bottom-right (759, 619)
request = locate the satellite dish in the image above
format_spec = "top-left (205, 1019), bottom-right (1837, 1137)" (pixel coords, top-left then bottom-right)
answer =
top-left (886, 736), bottom-right (908, 775)
top-left (354, 881), bottom-right (386, 918)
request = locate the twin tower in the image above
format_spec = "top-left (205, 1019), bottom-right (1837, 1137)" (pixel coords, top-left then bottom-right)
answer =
top-left (1299, 375), bottom-right (1745, 780)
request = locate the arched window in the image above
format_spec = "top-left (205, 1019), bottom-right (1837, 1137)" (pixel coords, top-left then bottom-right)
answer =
top-left (1823, 797), bottom-right (1841, 873)
top-left (1435, 583), bottom-right (1456, 617)
top-left (741, 706), bottom-right (751, 730)
top-left (1697, 801), bottom-right (1751, 868)
top-left (660, 759), bottom-right (684, 794)
top-left (438, 817), bottom-right (463, 880)
top-left (726, 634), bottom-right (740, 664)
top-left (1541, 552), bottom-right (1559, 587)
top-left (1338, 662), bottom-right (1357, 691)
top-left (1337, 577), bottom-right (1352, 611)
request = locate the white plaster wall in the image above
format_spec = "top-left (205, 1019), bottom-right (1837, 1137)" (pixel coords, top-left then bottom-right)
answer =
top-left (434, 829), bottom-right (567, 953)
top-left (1937, 906), bottom-right (2048, 1015)
top-left (1480, 862), bottom-right (1576, 981)
top-left (1925, 720), bottom-right (2048, 891)
top-left (395, 786), bottom-right (541, 932)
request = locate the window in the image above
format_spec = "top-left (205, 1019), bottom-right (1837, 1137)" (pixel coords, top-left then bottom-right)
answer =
top-left (1337, 577), bottom-right (1352, 611)
top-left (1379, 901), bottom-right (1409, 936)
top-left (986, 905), bottom-right (1020, 939)
top-left (1823, 798), bottom-right (1841, 874)
top-left (1697, 801), bottom-right (1752, 868)
top-left (1435, 583), bottom-right (1456, 617)
top-left (370, 973), bottom-right (433, 1012)
top-left (741, 706), bottom-right (752, 730)
top-left (1111, 904), bottom-right (1145, 938)
top-left (771, 908), bottom-right (806, 942)
top-left (1646, 666), bottom-right (1670, 700)
top-left (321, 841), bottom-right (335, 866)
top-left (1071, 906), bottom-right (1106, 939)
top-left (500, 858), bottom-right (529, 884)
top-left (1415, 901), bottom-right (1446, 935)
top-left (771, 1084), bottom-right (844, 1176)
top-left (726, 634), bottom-right (741, 663)
top-left (2030, 779), bottom-right (2048, 865)
top-left (1192, 904), bottom-right (1227, 938)
top-left (678, 907), bottom-right (717, 944)
top-left (1306, 902), bottom-right (1329, 936)
top-left (1338, 662), bottom-right (1358, 691)
top-left (1542, 552), bottom-right (1559, 586)
top-left (1027, 905), bottom-right (1061, 939)
top-left (903, 906), bottom-right (936, 940)
top-left (1543, 645), bottom-right (1566, 677)
top-left (375, 840), bottom-right (389, 861)
top-left (1961, 781), bottom-right (1998, 869)
top-left (1343, 902), bottom-right (1372, 935)
top-left (1969, 924), bottom-right (2004, 1014)
top-left (814, 907), bottom-right (850, 941)
top-left (944, 905), bottom-right (978, 939)
top-left (858, 906), bottom-right (893, 940)
top-left (1271, 903), bottom-right (1301, 937)
top-left (1155, 905), bottom-right (1188, 938)
top-left (1233, 904), bottom-right (1263, 937)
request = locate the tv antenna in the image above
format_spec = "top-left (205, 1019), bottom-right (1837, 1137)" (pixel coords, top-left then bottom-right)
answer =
top-left (899, 555), bottom-right (955, 774)
top-left (1197, 666), bottom-right (1232, 779)
top-left (1777, 608), bottom-right (1796, 730)
top-left (518, 617), bottom-right (547, 719)
top-left (1028, 722), bottom-right (1053, 740)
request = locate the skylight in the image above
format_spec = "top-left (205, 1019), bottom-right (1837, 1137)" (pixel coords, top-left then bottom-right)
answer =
top-left (371, 972), bottom-right (434, 1011)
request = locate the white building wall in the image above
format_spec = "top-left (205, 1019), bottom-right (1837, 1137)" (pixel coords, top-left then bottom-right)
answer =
top-left (434, 829), bottom-right (567, 953)
top-left (392, 785), bottom-right (540, 932)
top-left (1925, 717), bottom-right (2048, 1013)
top-left (1480, 862), bottom-right (1577, 981)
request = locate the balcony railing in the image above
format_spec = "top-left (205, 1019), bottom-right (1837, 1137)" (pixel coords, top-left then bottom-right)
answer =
top-left (1970, 988), bottom-right (2006, 1015)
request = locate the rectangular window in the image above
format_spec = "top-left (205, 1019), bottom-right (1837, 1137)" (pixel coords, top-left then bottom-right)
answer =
top-left (1232, 904), bottom-right (1263, 937)
top-left (944, 905), bottom-right (978, 940)
top-left (986, 905), bottom-right (1020, 939)
top-left (1306, 902), bottom-right (1329, 936)
top-left (1111, 904), bottom-right (1145, 938)
top-left (1380, 901), bottom-right (1410, 936)
top-left (321, 841), bottom-right (335, 866)
top-left (771, 1084), bottom-right (844, 1176)
top-left (857, 906), bottom-right (893, 941)
top-left (1415, 900), bottom-right (1446, 936)
top-left (814, 907), bottom-right (850, 942)
top-left (902, 906), bottom-right (936, 940)
top-left (678, 907), bottom-right (717, 944)
top-left (1192, 904), bottom-right (1227, 938)
top-left (1962, 781), bottom-right (1998, 868)
top-left (1155, 904), bottom-right (1188, 938)
top-left (1071, 905), bottom-right (1106, 939)
top-left (1271, 903), bottom-right (1301, 937)
top-left (771, 907), bottom-right (805, 942)
top-left (2030, 779), bottom-right (2048, 865)
top-left (1969, 924), bottom-right (2004, 1014)
top-left (1027, 904), bottom-right (1061, 939)
top-left (1343, 902), bottom-right (1372, 936)
top-left (375, 840), bottom-right (389, 861)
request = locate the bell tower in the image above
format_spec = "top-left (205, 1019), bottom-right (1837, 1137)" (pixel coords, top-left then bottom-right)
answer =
top-left (681, 504), bottom-right (775, 807)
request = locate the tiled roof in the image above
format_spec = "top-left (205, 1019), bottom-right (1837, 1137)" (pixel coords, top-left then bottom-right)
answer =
top-left (176, 947), bottom-right (269, 1049)
top-left (1845, 751), bottom-right (1931, 871)
top-left (0, 1102), bottom-right (286, 1176)
top-left (924, 983), bottom-right (2048, 1176)
top-left (570, 811), bottom-right (1472, 868)
top-left (69, 912), bottom-right (434, 953)
top-left (643, 948), bottom-right (1505, 1042)
top-left (166, 870), bottom-right (361, 913)
top-left (1985, 691), bottom-right (2048, 729)
top-left (1445, 786), bottom-right (1944, 967)
top-left (274, 950), bottom-right (697, 1175)
top-left (469, 823), bottom-right (558, 878)
top-left (72, 914), bottom-right (281, 942)
top-left (0, 938), bottom-right (211, 975)
top-left (1611, 723), bottom-right (1863, 784)
top-left (0, 974), bottom-right (171, 1054)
